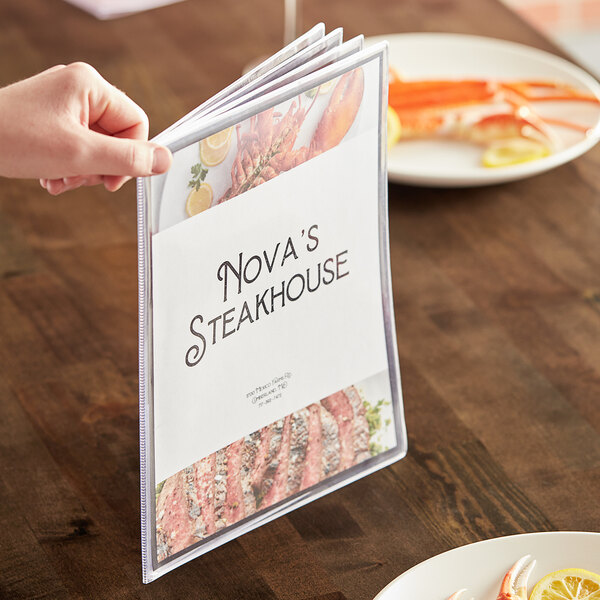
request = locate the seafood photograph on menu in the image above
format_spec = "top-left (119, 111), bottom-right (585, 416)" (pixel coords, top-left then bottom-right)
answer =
top-left (0, 0), bottom-right (600, 599)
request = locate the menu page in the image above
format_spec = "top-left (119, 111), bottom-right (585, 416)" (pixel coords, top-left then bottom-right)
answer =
top-left (139, 44), bottom-right (406, 582)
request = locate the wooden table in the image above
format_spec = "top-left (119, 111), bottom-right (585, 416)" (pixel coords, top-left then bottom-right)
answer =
top-left (1, 0), bottom-right (599, 598)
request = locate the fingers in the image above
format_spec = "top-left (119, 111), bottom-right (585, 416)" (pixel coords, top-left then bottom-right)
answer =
top-left (78, 65), bottom-right (170, 183)
top-left (39, 133), bottom-right (172, 194)
top-left (39, 171), bottom-right (148, 195)
top-left (79, 130), bottom-right (172, 178)
top-left (102, 175), bottom-right (131, 192)
top-left (31, 62), bottom-right (171, 190)
top-left (63, 63), bottom-right (170, 180)
top-left (85, 65), bottom-right (149, 139)
top-left (40, 174), bottom-right (104, 195)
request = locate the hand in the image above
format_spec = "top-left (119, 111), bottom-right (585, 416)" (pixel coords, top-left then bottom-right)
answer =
top-left (0, 62), bottom-right (172, 194)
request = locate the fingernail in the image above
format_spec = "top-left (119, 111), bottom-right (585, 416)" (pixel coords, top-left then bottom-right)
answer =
top-left (152, 146), bottom-right (172, 174)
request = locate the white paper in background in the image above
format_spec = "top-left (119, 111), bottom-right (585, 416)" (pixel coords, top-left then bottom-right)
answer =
top-left (151, 125), bottom-right (387, 484)
top-left (63, 0), bottom-right (185, 19)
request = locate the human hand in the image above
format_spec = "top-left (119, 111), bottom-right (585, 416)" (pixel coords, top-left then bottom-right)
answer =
top-left (0, 62), bottom-right (172, 194)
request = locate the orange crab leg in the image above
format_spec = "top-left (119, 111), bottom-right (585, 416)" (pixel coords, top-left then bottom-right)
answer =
top-left (389, 79), bottom-right (599, 110)
top-left (526, 93), bottom-right (599, 103)
top-left (389, 75), bottom-right (596, 143)
top-left (542, 117), bottom-right (592, 133)
top-left (389, 80), bottom-right (494, 110)
top-left (503, 89), bottom-right (594, 133)
top-left (389, 79), bottom-right (489, 92)
top-left (445, 555), bottom-right (535, 600)
top-left (501, 80), bottom-right (599, 102)
top-left (497, 555), bottom-right (536, 600)
top-left (502, 84), bottom-right (599, 103)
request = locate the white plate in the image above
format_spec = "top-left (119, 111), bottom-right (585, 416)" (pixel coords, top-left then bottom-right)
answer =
top-left (374, 531), bottom-right (600, 600)
top-left (366, 33), bottom-right (600, 187)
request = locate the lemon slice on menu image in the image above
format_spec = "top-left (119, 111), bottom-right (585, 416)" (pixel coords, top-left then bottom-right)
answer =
top-left (530, 568), bottom-right (600, 600)
top-left (185, 182), bottom-right (213, 217)
top-left (305, 78), bottom-right (336, 98)
top-left (200, 126), bottom-right (233, 167)
top-left (482, 138), bottom-right (550, 168)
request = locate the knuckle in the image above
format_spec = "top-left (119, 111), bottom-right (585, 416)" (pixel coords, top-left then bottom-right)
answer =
top-left (138, 110), bottom-right (150, 134)
top-left (62, 62), bottom-right (98, 87)
top-left (125, 144), bottom-right (138, 170)
top-left (67, 61), bottom-right (96, 77)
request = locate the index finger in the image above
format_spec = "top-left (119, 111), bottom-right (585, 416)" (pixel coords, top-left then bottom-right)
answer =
top-left (84, 65), bottom-right (149, 140)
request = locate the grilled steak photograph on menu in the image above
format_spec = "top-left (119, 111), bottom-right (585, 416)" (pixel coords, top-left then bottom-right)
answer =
top-left (137, 24), bottom-right (407, 582)
top-left (156, 379), bottom-right (396, 562)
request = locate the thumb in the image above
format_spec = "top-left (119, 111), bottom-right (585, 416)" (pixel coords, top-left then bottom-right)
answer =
top-left (81, 130), bottom-right (172, 177)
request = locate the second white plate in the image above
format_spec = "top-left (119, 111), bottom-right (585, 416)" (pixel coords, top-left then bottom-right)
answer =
top-left (374, 531), bottom-right (600, 600)
top-left (366, 33), bottom-right (600, 187)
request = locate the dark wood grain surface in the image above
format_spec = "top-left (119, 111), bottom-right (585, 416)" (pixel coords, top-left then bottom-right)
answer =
top-left (1, 0), bottom-right (599, 598)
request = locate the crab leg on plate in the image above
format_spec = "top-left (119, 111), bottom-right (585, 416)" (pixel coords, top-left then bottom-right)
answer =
top-left (446, 555), bottom-right (536, 600)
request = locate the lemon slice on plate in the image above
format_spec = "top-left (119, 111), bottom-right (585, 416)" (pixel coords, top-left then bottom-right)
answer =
top-left (200, 127), bottom-right (233, 166)
top-left (185, 182), bottom-right (213, 217)
top-left (482, 138), bottom-right (551, 168)
top-left (530, 568), bottom-right (600, 600)
top-left (387, 106), bottom-right (402, 149)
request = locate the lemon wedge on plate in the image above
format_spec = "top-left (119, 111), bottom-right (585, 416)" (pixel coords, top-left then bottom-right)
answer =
top-left (530, 568), bottom-right (600, 600)
top-left (200, 126), bottom-right (233, 167)
top-left (387, 106), bottom-right (402, 149)
top-left (482, 138), bottom-right (551, 168)
top-left (185, 182), bottom-right (213, 217)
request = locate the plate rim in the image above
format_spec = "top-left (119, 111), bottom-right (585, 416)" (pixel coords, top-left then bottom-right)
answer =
top-left (365, 32), bottom-right (600, 187)
top-left (373, 530), bottom-right (600, 599)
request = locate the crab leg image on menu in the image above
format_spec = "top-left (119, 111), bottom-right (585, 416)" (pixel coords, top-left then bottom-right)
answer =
top-left (185, 68), bottom-right (365, 217)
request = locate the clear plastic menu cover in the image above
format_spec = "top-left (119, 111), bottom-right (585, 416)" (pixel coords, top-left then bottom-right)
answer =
top-left (137, 27), bottom-right (407, 582)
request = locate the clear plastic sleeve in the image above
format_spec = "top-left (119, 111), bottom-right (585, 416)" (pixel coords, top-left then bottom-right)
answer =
top-left (138, 34), bottom-right (406, 583)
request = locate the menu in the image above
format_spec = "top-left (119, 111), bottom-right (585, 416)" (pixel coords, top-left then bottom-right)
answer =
top-left (137, 24), bottom-right (407, 582)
